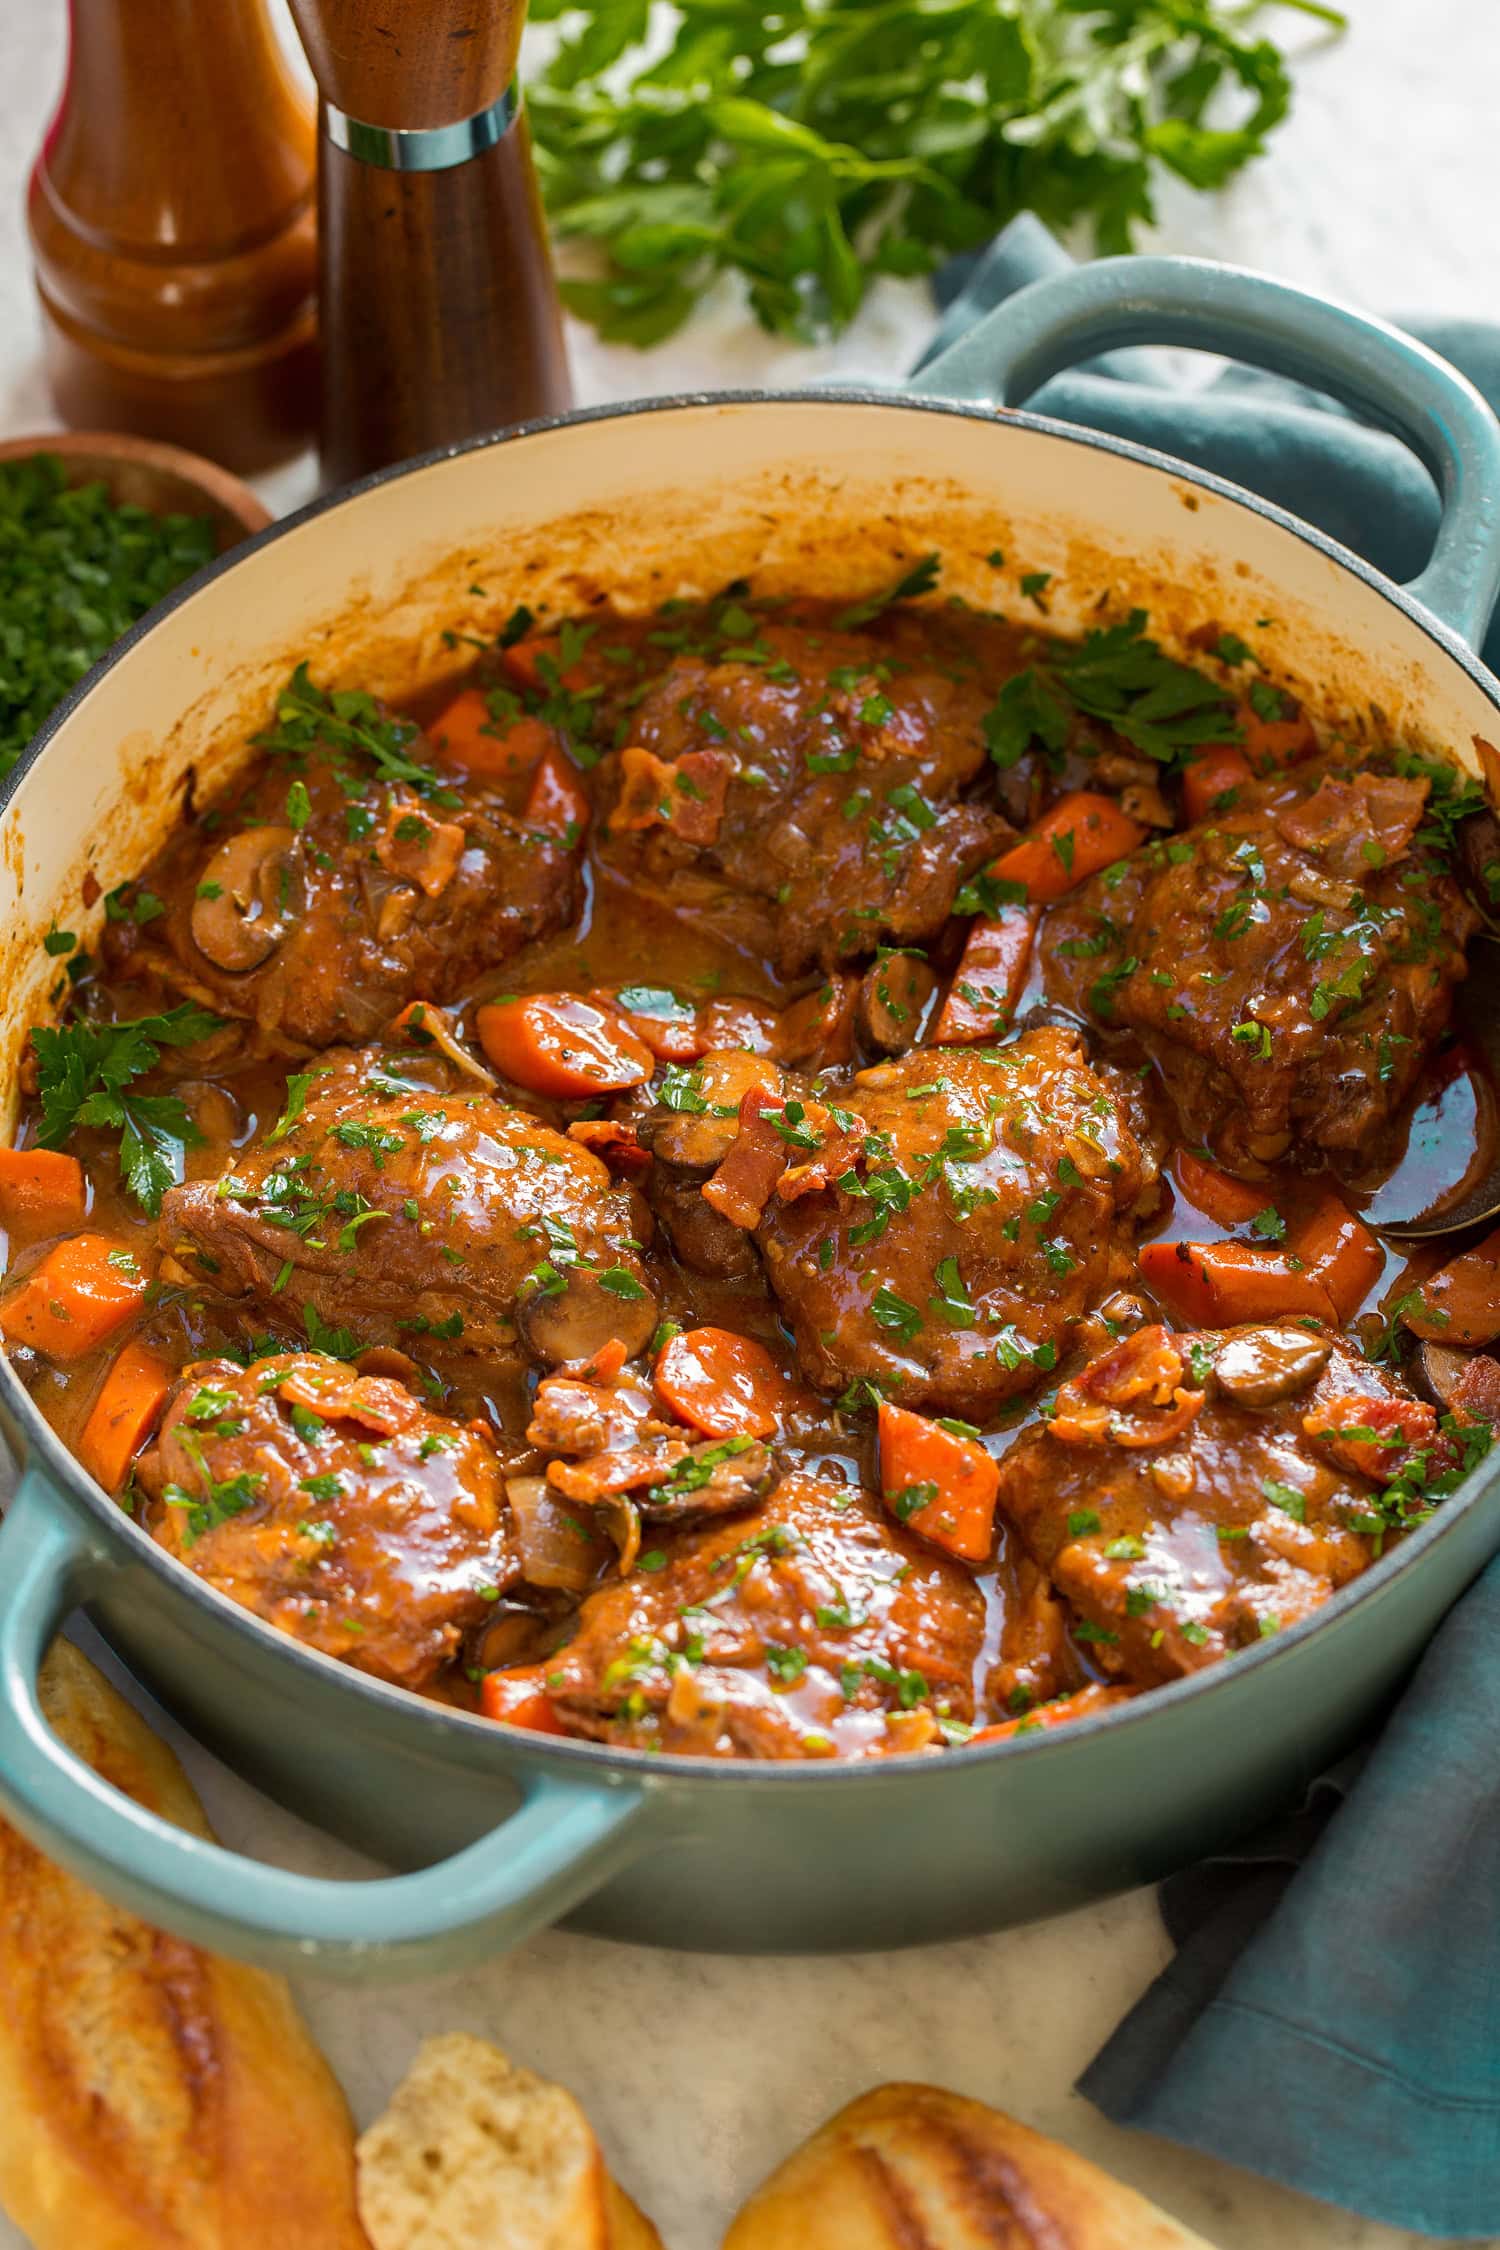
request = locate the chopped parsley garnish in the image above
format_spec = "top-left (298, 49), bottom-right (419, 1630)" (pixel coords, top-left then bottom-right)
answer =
top-left (30, 1001), bottom-right (222, 1216)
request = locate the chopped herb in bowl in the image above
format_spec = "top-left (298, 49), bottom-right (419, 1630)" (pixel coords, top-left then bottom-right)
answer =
top-left (0, 453), bottom-right (217, 776)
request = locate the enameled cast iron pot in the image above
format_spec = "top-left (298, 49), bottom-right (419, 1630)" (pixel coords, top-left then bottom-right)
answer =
top-left (2, 257), bottom-right (1500, 1981)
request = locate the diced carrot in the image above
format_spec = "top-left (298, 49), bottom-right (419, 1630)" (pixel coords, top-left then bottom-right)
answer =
top-left (877, 1400), bottom-right (999, 1566)
top-left (934, 903), bottom-right (1039, 1044)
top-left (0, 1147), bottom-right (87, 1235)
top-left (431, 691), bottom-right (558, 781)
top-left (1402, 1222), bottom-right (1500, 1346)
top-left (501, 635), bottom-right (570, 694)
top-left (988, 792), bottom-right (1147, 904)
top-left (480, 1663), bottom-right (567, 1733)
top-left (77, 1339), bottom-right (171, 1491)
top-left (1171, 1148), bottom-right (1267, 1229)
top-left (1137, 1237), bottom-right (1337, 1328)
top-left (523, 748), bottom-right (590, 840)
top-left (475, 994), bottom-right (653, 1099)
top-left (968, 1683), bottom-right (1133, 1745)
top-left (1288, 1190), bottom-right (1385, 1323)
top-left (0, 1233), bottom-right (149, 1362)
top-left (1237, 692), bottom-right (1317, 768)
top-left (1182, 746), bottom-right (1254, 824)
top-left (656, 1327), bottom-right (784, 1440)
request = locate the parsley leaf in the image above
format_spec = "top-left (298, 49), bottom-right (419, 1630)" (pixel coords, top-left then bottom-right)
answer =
top-left (30, 1002), bottom-right (222, 1216)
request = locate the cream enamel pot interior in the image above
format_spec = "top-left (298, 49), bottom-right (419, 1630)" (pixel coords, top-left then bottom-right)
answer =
top-left (1, 256), bottom-right (1500, 1979)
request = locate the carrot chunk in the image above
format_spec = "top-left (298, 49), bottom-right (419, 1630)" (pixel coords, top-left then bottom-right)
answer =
top-left (430, 690), bottom-right (556, 780)
top-left (1403, 1222), bottom-right (1500, 1346)
top-left (1182, 746), bottom-right (1254, 824)
top-left (500, 634), bottom-right (589, 696)
top-left (0, 1234), bottom-right (149, 1361)
top-left (1237, 691), bottom-right (1317, 768)
top-left (1137, 1237), bottom-right (1337, 1328)
top-left (1289, 1191), bottom-right (1385, 1322)
top-left (656, 1327), bottom-right (784, 1440)
top-left (969, 1683), bottom-right (1133, 1745)
top-left (77, 1339), bottom-right (171, 1491)
top-left (480, 1663), bottom-right (567, 1734)
top-left (1171, 1148), bottom-right (1268, 1229)
top-left (475, 994), bottom-right (653, 1099)
top-left (934, 903), bottom-right (1039, 1044)
top-left (987, 792), bottom-right (1147, 903)
top-left (0, 1147), bottom-right (87, 1235)
top-left (877, 1400), bottom-right (999, 1565)
top-left (523, 748), bottom-right (590, 840)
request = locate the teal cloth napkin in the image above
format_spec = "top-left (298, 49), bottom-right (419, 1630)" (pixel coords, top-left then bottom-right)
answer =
top-left (918, 218), bottom-right (1500, 2240)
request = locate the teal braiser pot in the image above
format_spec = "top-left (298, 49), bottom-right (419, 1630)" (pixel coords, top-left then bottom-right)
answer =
top-left (2, 254), bottom-right (1500, 1982)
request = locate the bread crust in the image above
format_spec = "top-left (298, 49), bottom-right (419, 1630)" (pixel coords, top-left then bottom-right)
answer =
top-left (0, 1638), bottom-right (367, 2250)
top-left (722, 2082), bottom-right (1217, 2250)
top-left (357, 2031), bottom-right (663, 2250)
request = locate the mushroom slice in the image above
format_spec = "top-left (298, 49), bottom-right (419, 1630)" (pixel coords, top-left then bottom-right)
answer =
top-left (190, 824), bottom-right (301, 972)
top-left (857, 951), bottom-right (939, 1054)
top-left (515, 1263), bottom-right (658, 1368)
top-left (1211, 1324), bottom-right (1333, 1407)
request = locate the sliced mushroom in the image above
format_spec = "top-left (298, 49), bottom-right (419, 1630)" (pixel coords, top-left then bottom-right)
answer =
top-left (515, 1264), bottom-right (658, 1367)
top-left (190, 825), bottom-right (300, 972)
top-left (640, 1050), bottom-right (784, 1171)
top-left (857, 952), bottom-right (939, 1054)
top-left (1211, 1324), bottom-right (1333, 1406)
top-left (1410, 1337), bottom-right (1472, 1411)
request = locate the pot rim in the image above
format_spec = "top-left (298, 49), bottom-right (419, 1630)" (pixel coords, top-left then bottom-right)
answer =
top-left (5, 382), bottom-right (1499, 1791)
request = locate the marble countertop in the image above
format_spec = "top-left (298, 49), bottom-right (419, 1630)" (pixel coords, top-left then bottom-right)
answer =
top-left (1, 3), bottom-right (1495, 2245)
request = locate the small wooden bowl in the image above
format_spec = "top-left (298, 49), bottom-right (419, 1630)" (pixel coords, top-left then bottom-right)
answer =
top-left (0, 431), bottom-right (271, 552)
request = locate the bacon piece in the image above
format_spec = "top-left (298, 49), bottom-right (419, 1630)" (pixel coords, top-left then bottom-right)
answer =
top-left (702, 1086), bottom-right (790, 1229)
top-left (610, 745), bottom-right (732, 846)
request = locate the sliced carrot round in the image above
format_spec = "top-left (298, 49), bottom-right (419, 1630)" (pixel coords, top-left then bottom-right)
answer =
top-left (656, 1326), bottom-right (784, 1439)
top-left (480, 1663), bottom-right (566, 1733)
top-left (475, 995), bottom-right (653, 1100)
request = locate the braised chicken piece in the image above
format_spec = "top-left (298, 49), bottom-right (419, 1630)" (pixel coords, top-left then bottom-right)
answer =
top-left (136, 1352), bottom-right (518, 1687)
top-left (546, 1471), bottom-right (985, 1758)
top-left (594, 619), bottom-right (1010, 975)
top-left (730, 1028), bottom-right (1159, 1416)
top-left (104, 695), bottom-right (584, 1052)
top-left (992, 1322), bottom-right (1466, 1686)
top-left (158, 1046), bottom-right (656, 1365)
top-left (1046, 766), bottom-right (1478, 1168)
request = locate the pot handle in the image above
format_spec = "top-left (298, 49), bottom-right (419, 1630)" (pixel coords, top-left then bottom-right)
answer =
top-left (910, 254), bottom-right (1500, 652)
top-left (0, 1468), bottom-right (648, 1979)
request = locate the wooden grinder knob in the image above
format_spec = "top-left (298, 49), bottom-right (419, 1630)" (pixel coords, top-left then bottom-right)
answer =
top-left (287, 0), bottom-right (572, 486)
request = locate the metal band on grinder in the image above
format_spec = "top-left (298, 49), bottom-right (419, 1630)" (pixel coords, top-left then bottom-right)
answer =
top-left (324, 82), bottom-right (519, 172)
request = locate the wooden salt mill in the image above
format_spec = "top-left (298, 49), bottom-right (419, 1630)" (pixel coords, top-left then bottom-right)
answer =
top-left (285, 0), bottom-right (572, 487)
top-left (27, 0), bottom-right (318, 474)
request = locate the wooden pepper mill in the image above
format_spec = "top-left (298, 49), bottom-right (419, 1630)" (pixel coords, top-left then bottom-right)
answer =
top-left (27, 0), bottom-right (318, 474)
top-left (285, 0), bottom-right (573, 487)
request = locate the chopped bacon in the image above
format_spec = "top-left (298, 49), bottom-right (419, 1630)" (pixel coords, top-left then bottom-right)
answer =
top-left (703, 1085), bottom-right (790, 1229)
top-left (609, 745), bottom-right (733, 846)
top-left (1303, 1391), bottom-right (1440, 1483)
top-left (776, 1107), bottom-right (869, 1204)
top-left (566, 1115), bottom-right (652, 1180)
top-left (548, 1440), bottom-right (689, 1504)
top-left (374, 800), bottom-right (467, 898)
top-left (275, 1361), bottom-right (421, 1436)
top-left (1050, 1325), bottom-right (1206, 1449)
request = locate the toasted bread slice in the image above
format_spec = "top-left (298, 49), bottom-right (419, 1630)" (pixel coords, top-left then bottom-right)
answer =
top-left (0, 1638), bottom-right (367, 2250)
top-left (723, 2081), bottom-right (1216, 2249)
top-left (356, 2032), bottom-right (662, 2250)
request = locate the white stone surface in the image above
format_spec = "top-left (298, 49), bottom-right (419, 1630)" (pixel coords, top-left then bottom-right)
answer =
top-left (0, 3), bottom-right (1495, 2245)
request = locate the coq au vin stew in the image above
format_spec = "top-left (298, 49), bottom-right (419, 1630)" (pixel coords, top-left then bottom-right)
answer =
top-left (6, 560), bottom-right (1500, 1760)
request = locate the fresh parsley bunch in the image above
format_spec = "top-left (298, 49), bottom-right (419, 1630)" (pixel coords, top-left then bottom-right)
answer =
top-left (526, 0), bottom-right (1343, 345)
top-left (31, 1003), bottom-right (223, 1217)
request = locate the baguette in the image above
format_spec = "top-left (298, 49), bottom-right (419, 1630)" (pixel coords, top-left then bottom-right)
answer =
top-left (723, 2082), bottom-right (1216, 2250)
top-left (356, 2032), bottom-right (663, 2250)
top-left (0, 1637), bottom-right (367, 2250)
